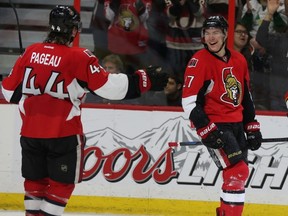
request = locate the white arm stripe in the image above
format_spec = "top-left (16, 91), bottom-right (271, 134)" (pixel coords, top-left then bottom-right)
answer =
top-left (94, 73), bottom-right (129, 100)
top-left (182, 95), bottom-right (197, 118)
top-left (1, 87), bottom-right (14, 102)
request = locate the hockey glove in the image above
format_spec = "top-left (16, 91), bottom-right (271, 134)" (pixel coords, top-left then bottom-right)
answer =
top-left (135, 69), bottom-right (151, 93)
top-left (145, 66), bottom-right (168, 91)
top-left (245, 120), bottom-right (262, 151)
top-left (197, 122), bottom-right (225, 149)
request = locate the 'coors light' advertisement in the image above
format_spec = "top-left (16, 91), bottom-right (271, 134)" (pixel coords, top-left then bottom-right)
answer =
top-left (80, 108), bottom-right (288, 205)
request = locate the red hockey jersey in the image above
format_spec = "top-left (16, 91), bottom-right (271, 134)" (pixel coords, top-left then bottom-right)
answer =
top-left (1, 43), bottom-right (133, 138)
top-left (182, 48), bottom-right (251, 123)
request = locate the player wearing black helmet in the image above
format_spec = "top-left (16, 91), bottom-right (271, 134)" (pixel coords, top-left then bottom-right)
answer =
top-left (201, 16), bottom-right (228, 54)
top-left (46, 5), bottom-right (82, 44)
top-left (182, 16), bottom-right (262, 216)
top-left (1, 5), bottom-right (167, 216)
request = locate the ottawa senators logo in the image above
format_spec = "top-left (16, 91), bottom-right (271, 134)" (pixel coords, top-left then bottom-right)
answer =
top-left (220, 67), bottom-right (242, 106)
top-left (116, 4), bottom-right (139, 31)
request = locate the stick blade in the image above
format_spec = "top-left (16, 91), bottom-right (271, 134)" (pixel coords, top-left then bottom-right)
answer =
top-left (179, 141), bottom-right (202, 146)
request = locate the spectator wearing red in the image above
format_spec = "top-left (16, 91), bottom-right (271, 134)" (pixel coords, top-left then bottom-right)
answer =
top-left (104, 0), bottom-right (152, 69)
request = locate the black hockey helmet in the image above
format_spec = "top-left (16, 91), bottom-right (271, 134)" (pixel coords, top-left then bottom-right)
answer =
top-left (202, 16), bottom-right (228, 39)
top-left (49, 5), bottom-right (82, 34)
top-left (203, 15), bottom-right (228, 31)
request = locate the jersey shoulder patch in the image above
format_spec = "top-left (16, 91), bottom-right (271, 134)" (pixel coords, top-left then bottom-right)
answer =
top-left (188, 58), bottom-right (198, 68)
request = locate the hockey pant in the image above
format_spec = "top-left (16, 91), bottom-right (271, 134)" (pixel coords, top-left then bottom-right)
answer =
top-left (24, 178), bottom-right (75, 216)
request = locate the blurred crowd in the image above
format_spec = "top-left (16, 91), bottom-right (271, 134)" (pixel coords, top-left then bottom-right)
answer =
top-left (1, 0), bottom-right (287, 111)
top-left (86, 0), bottom-right (288, 111)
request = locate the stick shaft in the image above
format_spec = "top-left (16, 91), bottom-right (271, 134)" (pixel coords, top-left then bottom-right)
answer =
top-left (179, 137), bottom-right (288, 146)
top-left (262, 137), bottom-right (288, 142)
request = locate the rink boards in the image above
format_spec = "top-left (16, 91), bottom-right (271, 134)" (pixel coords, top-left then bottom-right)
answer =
top-left (0, 103), bottom-right (288, 215)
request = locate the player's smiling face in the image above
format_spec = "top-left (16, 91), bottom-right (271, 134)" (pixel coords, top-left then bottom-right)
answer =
top-left (204, 27), bottom-right (226, 53)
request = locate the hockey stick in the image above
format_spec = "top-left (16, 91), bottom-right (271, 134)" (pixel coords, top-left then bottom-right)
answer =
top-left (177, 137), bottom-right (288, 146)
top-left (260, 137), bottom-right (288, 143)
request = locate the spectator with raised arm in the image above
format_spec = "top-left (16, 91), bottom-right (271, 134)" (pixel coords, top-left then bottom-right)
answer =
top-left (241, 0), bottom-right (288, 110)
top-left (256, 0), bottom-right (288, 110)
top-left (241, 0), bottom-right (287, 37)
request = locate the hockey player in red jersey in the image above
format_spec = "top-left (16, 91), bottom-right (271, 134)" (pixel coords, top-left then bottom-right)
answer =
top-left (182, 16), bottom-right (262, 216)
top-left (1, 5), bottom-right (167, 216)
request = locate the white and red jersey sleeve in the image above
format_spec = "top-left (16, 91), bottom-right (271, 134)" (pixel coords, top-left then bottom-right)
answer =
top-left (1, 43), bottom-right (130, 138)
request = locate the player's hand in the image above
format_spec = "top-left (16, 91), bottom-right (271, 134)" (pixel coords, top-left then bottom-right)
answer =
top-left (267, 0), bottom-right (280, 16)
top-left (245, 120), bottom-right (262, 151)
top-left (197, 122), bottom-right (225, 149)
top-left (145, 66), bottom-right (168, 91)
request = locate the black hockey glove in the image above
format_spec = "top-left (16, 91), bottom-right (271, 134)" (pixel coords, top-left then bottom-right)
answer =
top-left (145, 66), bottom-right (168, 91)
top-left (135, 66), bottom-right (168, 93)
top-left (197, 122), bottom-right (225, 149)
top-left (135, 0), bottom-right (146, 16)
top-left (245, 120), bottom-right (262, 151)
